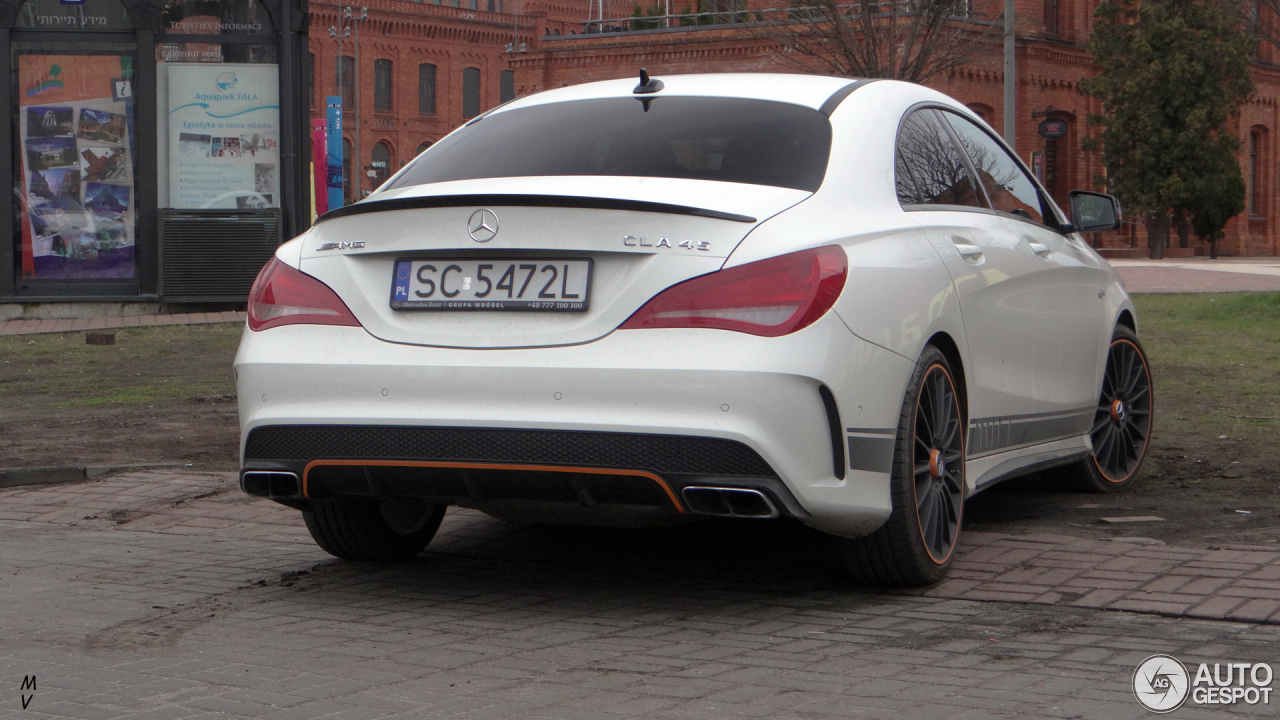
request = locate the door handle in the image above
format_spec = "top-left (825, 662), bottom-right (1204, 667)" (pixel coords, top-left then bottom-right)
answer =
top-left (1028, 241), bottom-right (1052, 258)
top-left (954, 243), bottom-right (984, 259)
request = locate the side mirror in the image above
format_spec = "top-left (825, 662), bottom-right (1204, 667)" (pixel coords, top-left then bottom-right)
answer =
top-left (1068, 190), bottom-right (1122, 233)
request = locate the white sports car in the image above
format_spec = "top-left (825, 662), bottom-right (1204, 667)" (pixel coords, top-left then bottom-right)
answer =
top-left (236, 72), bottom-right (1153, 586)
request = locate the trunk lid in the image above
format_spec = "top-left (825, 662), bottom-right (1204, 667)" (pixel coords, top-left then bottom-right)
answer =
top-left (298, 177), bottom-right (809, 349)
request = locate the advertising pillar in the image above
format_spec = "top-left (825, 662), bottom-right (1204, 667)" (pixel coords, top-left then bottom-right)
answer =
top-left (325, 96), bottom-right (343, 210)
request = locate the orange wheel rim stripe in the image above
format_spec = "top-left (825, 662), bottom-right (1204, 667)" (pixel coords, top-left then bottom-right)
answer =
top-left (912, 362), bottom-right (965, 566)
top-left (1094, 337), bottom-right (1153, 484)
top-left (302, 459), bottom-right (685, 512)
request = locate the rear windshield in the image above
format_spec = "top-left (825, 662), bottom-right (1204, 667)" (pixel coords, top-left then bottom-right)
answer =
top-left (386, 97), bottom-right (832, 192)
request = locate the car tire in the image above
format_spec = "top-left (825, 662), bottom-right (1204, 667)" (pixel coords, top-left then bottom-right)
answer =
top-left (303, 497), bottom-right (447, 561)
top-left (1057, 325), bottom-right (1154, 493)
top-left (838, 345), bottom-right (966, 587)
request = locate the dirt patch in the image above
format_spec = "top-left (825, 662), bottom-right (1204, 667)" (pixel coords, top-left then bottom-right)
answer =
top-left (0, 324), bottom-right (242, 471)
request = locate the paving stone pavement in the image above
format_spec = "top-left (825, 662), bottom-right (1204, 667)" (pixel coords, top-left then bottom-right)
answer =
top-left (0, 471), bottom-right (1277, 719)
top-left (0, 312), bottom-right (246, 337)
top-left (1110, 259), bottom-right (1280, 293)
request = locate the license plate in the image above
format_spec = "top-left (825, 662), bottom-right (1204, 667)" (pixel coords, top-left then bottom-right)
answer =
top-left (390, 258), bottom-right (592, 311)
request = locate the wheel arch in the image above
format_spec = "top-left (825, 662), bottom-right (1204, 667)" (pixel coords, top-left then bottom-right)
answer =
top-left (1117, 308), bottom-right (1136, 333)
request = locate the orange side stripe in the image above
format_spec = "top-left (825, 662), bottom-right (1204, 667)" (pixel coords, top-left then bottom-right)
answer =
top-left (301, 459), bottom-right (685, 512)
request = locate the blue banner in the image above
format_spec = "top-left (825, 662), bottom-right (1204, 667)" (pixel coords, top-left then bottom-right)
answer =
top-left (325, 96), bottom-right (343, 210)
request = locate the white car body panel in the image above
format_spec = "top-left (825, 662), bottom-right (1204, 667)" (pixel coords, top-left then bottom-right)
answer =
top-left (236, 73), bottom-right (1140, 543)
top-left (235, 319), bottom-right (913, 538)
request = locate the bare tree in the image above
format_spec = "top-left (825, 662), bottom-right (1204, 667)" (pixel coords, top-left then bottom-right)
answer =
top-left (757, 0), bottom-right (993, 84)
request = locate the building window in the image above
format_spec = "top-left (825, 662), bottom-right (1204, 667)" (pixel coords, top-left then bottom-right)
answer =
top-left (499, 70), bottom-right (515, 103)
top-left (462, 66), bottom-right (481, 118)
top-left (308, 51), bottom-right (316, 107)
top-left (374, 59), bottom-right (393, 113)
top-left (416, 142), bottom-right (432, 157)
top-left (1044, 0), bottom-right (1059, 36)
top-left (418, 63), bottom-right (436, 115)
top-left (336, 55), bottom-right (354, 110)
top-left (966, 103), bottom-right (993, 124)
top-left (371, 141), bottom-right (393, 189)
top-left (1250, 129), bottom-right (1262, 216)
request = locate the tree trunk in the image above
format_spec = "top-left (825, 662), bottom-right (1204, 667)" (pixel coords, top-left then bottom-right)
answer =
top-left (1147, 211), bottom-right (1168, 259)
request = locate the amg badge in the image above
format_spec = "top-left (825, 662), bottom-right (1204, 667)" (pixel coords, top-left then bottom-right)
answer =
top-left (317, 241), bottom-right (366, 251)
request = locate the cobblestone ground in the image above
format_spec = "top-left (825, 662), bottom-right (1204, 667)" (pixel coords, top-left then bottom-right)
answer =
top-left (1, 472), bottom-right (1277, 720)
top-left (1110, 259), bottom-right (1280, 293)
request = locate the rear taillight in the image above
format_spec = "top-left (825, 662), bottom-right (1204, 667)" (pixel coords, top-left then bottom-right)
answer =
top-left (247, 258), bottom-right (361, 331)
top-left (619, 246), bottom-right (847, 337)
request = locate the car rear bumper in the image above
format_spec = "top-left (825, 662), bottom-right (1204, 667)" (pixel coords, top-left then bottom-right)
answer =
top-left (233, 319), bottom-right (914, 537)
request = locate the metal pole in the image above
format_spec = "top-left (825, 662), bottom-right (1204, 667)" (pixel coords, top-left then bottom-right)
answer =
top-left (354, 8), bottom-right (362, 200)
top-left (345, 6), bottom-right (367, 199)
top-left (280, 0), bottom-right (297, 236)
top-left (1003, 0), bottom-right (1015, 149)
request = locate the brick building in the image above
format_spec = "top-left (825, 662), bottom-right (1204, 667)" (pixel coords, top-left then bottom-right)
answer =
top-left (308, 0), bottom-right (590, 202)
top-left (506, 0), bottom-right (1280, 257)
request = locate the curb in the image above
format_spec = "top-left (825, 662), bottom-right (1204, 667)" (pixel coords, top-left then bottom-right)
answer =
top-left (0, 463), bottom-right (185, 489)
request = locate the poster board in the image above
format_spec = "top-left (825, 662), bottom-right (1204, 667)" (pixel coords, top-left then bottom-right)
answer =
top-left (166, 63), bottom-right (280, 209)
top-left (17, 54), bottom-right (136, 280)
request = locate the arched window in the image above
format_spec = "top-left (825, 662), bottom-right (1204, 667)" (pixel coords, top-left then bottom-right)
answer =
top-left (371, 141), bottom-right (393, 190)
top-left (415, 142), bottom-right (432, 157)
top-left (336, 55), bottom-right (354, 110)
top-left (500, 70), bottom-right (515, 103)
top-left (342, 137), bottom-right (354, 203)
top-left (966, 103), bottom-right (994, 125)
top-left (418, 63), bottom-right (436, 115)
top-left (462, 66), bottom-right (481, 118)
top-left (1249, 126), bottom-right (1269, 218)
top-left (374, 59), bottom-right (393, 113)
top-left (1041, 115), bottom-right (1074, 209)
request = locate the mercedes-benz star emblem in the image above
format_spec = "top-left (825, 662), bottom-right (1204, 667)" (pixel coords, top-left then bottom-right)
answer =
top-left (468, 209), bottom-right (499, 242)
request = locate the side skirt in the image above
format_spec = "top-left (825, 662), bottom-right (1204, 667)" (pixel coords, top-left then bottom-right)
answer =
top-left (966, 435), bottom-right (1093, 493)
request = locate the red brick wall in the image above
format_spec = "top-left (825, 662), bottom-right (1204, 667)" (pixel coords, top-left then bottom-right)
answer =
top-left (509, 2), bottom-right (1280, 257)
top-left (309, 0), bottom-right (564, 200)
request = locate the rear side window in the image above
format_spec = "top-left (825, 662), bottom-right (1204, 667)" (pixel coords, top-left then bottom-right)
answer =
top-left (387, 97), bottom-right (833, 192)
top-left (895, 110), bottom-right (985, 209)
top-left (939, 111), bottom-right (1051, 225)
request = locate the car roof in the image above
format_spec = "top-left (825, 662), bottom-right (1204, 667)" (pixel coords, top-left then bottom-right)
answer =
top-left (491, 72), bottom-right (865, 115)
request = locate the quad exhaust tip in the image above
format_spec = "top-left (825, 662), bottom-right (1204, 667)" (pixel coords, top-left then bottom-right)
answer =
top-left (241, 471), bottom-right (301, 499)
top-left (681, 486), bottom-right (779, 519)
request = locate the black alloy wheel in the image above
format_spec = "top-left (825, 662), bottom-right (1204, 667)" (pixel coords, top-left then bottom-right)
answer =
top-left (839, 345), bottom-right (966, 586)
top-left (912, 362), bottom-right (965, 564)
top-left (1090, 326), bottom-right (1153, 486)
top-left (1057, 324), bottom-right (1153, 493)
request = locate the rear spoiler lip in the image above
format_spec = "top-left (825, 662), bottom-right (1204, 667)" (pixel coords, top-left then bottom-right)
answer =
top-left (314, 193), bottom-right (758, 225)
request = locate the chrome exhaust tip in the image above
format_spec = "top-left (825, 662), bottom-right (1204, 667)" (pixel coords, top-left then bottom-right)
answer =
top-left (241, 471), bottom-right (301, 499)
top-left (681, 486), bottom-right (779, 519)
